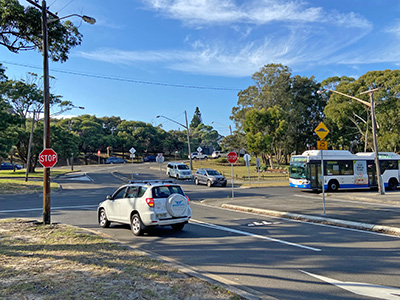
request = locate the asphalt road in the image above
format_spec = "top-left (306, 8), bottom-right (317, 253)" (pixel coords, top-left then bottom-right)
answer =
top-left (1, 163), bottom-right (400, 300)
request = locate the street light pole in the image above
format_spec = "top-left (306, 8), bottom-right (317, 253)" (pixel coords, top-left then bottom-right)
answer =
top-left (318, 88), bottom-right (384, 195)
top-left (211, 121), bottom-right (233, 135)
top-left (156, 112), bottom-right (193, 170)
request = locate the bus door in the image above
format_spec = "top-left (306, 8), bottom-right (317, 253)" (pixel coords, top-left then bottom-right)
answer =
top-left (367, 160), bottom-right (377, 187)
top-left (309, 163), bottom-right (321, 189)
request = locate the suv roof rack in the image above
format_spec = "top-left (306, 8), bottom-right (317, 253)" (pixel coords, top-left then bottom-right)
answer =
top-left (128, 180), bottom-right (174, 185)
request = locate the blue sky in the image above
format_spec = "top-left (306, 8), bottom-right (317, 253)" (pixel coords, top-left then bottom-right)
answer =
top-left (2, 0), bottom-right (400, 135)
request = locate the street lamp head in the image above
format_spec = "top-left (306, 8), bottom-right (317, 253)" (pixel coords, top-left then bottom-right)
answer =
top-left (82, 15), bottom-right (96, 24)
top-left (156, 116), bottom-right (160, 118)
top-left (317, 89), bottom-right (327, 95)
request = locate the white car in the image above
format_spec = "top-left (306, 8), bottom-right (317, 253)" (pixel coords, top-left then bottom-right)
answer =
top-left (97, 180), bottom-right (192, 236)
top-left (211, 151), bottom-right (227, 159)
top-left (189, 152), bottom-right (208, 159)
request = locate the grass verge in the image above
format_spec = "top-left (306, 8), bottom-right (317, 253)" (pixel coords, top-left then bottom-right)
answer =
top-left (0, 219), bottom-right (244, 300)
top-left (0, 180), bottom-right (59, 194)
top-left (0, 168), bottom-right (73, 194)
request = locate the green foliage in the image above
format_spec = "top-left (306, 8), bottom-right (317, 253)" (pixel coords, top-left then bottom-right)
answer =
top-left (0, 0), bottom-right (82, 62)
top-left (323, 70), bottom-right (400, 152)
top-left (232, 63), bottom-right (324, 163)
top-left (190, 107), bottom-right (202, 128)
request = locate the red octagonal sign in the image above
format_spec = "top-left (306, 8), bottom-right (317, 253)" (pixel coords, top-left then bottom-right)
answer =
top-left (227, 151), bottom-right (238, 164)
top-left (39, 148), bottom-right (58, 168)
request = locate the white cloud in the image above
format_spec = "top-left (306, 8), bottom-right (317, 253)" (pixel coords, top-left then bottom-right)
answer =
top-left (141, 0), bottom-right (372, 29)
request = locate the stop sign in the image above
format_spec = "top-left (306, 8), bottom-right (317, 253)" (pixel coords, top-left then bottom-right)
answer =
top-left (227, 151), bottom-right (238, 164)
top-left (39, 148), bottom-right (58, 168)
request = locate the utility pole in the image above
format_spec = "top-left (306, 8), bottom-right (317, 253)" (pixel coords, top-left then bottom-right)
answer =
top-left (185, 110), bottom-right (193, 170)
top-left (41, 0), bottom-right (52, 224)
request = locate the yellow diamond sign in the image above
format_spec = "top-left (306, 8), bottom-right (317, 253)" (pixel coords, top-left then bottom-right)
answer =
top-left (315, 122), bottom-right (329, 140)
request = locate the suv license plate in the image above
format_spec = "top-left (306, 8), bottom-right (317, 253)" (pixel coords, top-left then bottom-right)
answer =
top-left (156, 213), bottom-right (167, 219)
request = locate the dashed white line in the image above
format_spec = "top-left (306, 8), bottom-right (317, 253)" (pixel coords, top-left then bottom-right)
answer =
top-left (191, 219), bottom-right (321, 252)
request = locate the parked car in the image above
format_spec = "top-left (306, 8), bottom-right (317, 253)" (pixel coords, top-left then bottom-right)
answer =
top-left (97, 180), bottom-right (192, 235)
top-left (105, 157), bottom-right (127, 164)
top-left (188, 152), bottom-right (208, 160)
top-left (211, 151), bottom-right (227, 159)
top-left (194, 168), bottom-right (227, 187)
top-left (144, 155), bottom-right (157, 162)
top-left (0, 162), bottom-right (23, 170)
top-left (166, 162), bottom-right (193, 180)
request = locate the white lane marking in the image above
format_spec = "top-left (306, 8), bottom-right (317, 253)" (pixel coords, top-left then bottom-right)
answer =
top-left (194, 202), bottom-right (400, 239)
top-left (61, 175), bottom-right (93, 181)
top-left (301, 270), bottom-right (400, 300)
top-left (0, 205), bottom-right (98, 213)
top-left (191, 219), bottom-right (321, 252)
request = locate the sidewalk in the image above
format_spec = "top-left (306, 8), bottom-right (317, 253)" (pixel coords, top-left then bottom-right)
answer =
top-left (201, 189), bottom-right (400, 236)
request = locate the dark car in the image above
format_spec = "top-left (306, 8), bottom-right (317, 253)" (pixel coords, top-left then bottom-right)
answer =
top-left (144, 155), bottom-right (157, 162)
top-left (105, 157), bottom-right (127, 164)
top-left (194, 168), bottom-right (227, 187)
top-left (0, 162), bottom-right (23, 170)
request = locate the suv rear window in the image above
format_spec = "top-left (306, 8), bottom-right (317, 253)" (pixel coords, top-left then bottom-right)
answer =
top-left (152, 186), bottom-right (184, 198)
top-left (177, 164), bottom-right (189, 170)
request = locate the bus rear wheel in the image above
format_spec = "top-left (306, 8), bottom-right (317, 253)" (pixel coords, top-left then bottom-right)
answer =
top-left (327, 180), bottom-right (339, 192)
top-left (388, 178), bottom-right (398, 191)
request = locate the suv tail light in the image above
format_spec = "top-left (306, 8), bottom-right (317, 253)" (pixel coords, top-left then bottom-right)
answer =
top-left (185, 195), bottom-right (190, 202)
top-left (146, 198), bottom-right (154, 207)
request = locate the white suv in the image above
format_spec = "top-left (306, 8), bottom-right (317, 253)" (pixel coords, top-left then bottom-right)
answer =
top-left (98, 180), bottom-right (191, 236)
top-left (166, 162), bottom-right (193, 179)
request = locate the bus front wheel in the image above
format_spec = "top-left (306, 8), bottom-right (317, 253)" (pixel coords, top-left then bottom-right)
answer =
top-left (327, 180), bottom-right (339, 192)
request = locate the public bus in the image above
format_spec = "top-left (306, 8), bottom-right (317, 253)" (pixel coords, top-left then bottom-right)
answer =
top-left (289, 150), bottom-right (400, 191)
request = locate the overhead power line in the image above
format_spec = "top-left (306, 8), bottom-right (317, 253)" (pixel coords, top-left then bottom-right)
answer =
top-left (1, 61), bottom-right (242, 92)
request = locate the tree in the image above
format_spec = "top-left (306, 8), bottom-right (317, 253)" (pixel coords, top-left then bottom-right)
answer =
top-left (0, 64), bottom-right (22, 159)
top-left (0, 0), bottom-right (82, 62)
top-left (190, 107), bottom-right (202, 128)
top-left (323, 70), bottom-right (400, 152)
top-left (231, 63), bottom-right (325, 163)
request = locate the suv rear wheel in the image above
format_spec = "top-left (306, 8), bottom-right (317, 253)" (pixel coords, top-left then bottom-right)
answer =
top-left (131, 213), bottom-right (145, 236)
top-left (171, 223), bottom-right (185, 231)
top-left (195, 178), bottom-right (199, 185)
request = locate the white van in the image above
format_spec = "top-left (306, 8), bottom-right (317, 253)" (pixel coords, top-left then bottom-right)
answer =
top-left (166, 162), bottom-right (193, 180)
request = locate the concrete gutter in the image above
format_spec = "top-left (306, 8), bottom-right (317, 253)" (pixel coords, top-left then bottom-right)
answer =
top-left (221, 204), bottom-right (400, 236)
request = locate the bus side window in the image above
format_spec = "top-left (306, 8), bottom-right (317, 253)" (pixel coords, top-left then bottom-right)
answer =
top-left (380, 160), bottom-right (398, 173)
top-left (341, 160), bottom-right (354, 175)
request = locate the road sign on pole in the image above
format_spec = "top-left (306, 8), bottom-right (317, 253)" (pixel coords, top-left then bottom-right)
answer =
top-left (156, 153), bottom-right (164, 179)
top-left (227, 151), bottom-right (238, 164)
top-left (314, 122), bottom-right (329, 140)
top-left (39, 148), bottom-right (57, 168)
top-left (129, 147), bottom-right (136, 154)
top-left (314, 122), bottom-right (329, 215)
top-left (243, 154), bottom-right (251, 184)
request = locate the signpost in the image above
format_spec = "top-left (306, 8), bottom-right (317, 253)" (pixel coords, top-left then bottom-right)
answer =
top-left (197, 147), bottom-right (203, 167)
top-left (256, 158), bottom-right (261, 183)
top-left (156, 153), bottom-right (164, 178)
top-left (227, 151), bottom-right (238, 199)
top-left (314, 121), bottom-right (329, 214)
top-left (243, 153), bottom-right (251, 184)
top-left (129, 147), bottom-right (136, 164)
